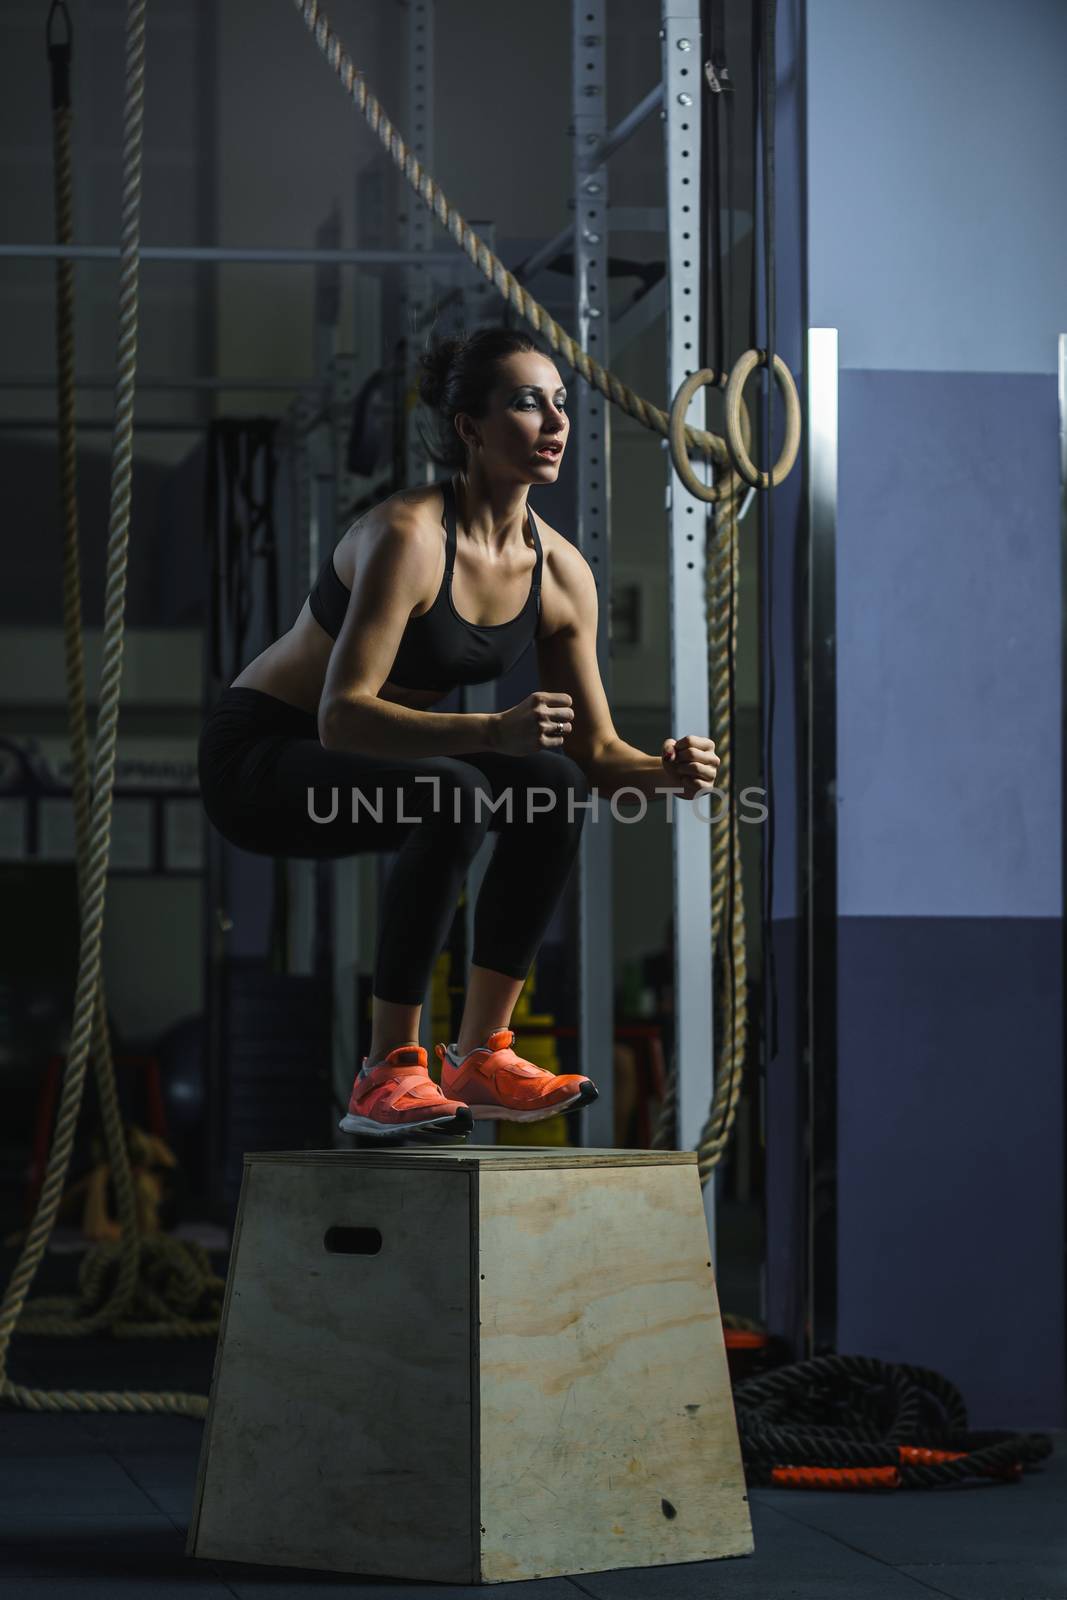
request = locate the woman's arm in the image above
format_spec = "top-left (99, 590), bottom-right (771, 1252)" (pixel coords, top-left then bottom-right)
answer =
top-left (324, 694), bottom-right (497, 760)
top-left (535, 538), bottom-right (718, 802)
top-left (534, 541), bottom-right (663, 799)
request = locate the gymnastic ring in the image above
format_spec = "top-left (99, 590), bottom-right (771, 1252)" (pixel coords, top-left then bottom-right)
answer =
top-left (723, 348), bottom-right (802, 491)
top-left (668, 369), bottom-right (752, 505)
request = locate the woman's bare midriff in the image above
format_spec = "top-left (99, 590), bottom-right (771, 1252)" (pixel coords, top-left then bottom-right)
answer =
top-left (228, 477), bottom-right (556, 720)
top-left (230, 600), bottom-right (450, 718)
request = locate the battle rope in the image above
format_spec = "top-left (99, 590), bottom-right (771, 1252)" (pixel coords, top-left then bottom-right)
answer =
top-left (0, 0), bottom-right (217, 1420)
top-left (288, 0), bottom-right (800, 490)
top-left (25, 1237), bottom-right (222, 1341)
top-left (735, 1354), bottom-right (1054, 1491)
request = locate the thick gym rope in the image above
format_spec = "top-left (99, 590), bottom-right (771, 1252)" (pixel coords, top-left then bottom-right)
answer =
top-left (650, 474), bottom-right (749, 1181)
top-left (736, 1354), bottom-right (1052, 1491)
top-left (289, 0), bottom-right (800, 491)
top-left (0, 0), bottom-right (220, 1421)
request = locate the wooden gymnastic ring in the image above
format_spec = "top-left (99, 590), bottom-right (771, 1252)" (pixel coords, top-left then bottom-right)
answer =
top-left (668, 368), bottom-right (752, 505)
top-left (723, 348), bottom-right (802, 490)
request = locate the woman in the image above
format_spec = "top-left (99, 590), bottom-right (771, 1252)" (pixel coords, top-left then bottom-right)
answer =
top-left (198, 326), bottom-right (720, 1139)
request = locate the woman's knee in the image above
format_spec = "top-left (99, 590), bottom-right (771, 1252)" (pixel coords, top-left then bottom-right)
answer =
top-left (386, 758), bottom-right (494, 859)
top-left (415, 758), bottom-right (497, 831)
top-left (512, 751), bottom-right (591, 832)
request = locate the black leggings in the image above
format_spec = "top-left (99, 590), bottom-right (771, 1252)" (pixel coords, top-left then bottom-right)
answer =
top-left (198, 688), bottom-right (590, 1004)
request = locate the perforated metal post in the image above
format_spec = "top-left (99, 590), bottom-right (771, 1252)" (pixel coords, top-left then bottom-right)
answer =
top-left (396, 0), bottom-right (437, 1051)
top-left (289, 396), bottom-right (318, 605)
top-left (572, 0), bottom-right (614, 1146)
top-left (287, 244), bottom-right (343, 980)
top-left (324, 351), bottom-right (366, 1124)
top-left (403, 0), bottom-right (435, 491)
top-left (331, 353), bottom-right (360, 524)
top-left (663, 3), bottom-right (715, 1241)
top-left (460, 214), bottom-right (501, 1002)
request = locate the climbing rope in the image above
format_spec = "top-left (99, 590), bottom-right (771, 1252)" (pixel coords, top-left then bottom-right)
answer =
top-left (700, 486), bottom-right (750, 1175)
top-left (651, 479), bottom-right (750, 1182)
top-left (735, 1354), bottom-right (1054, 1491)
top-left (288, 0), bottom-right (800, 490)
top-left (0, 0), bottom-right (218, 1421)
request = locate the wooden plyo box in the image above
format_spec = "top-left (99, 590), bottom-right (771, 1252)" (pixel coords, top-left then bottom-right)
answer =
top-left (187, 1147), bottom-right (753, 1584)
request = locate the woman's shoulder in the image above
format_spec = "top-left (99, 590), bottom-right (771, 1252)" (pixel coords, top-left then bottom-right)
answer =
top-left (334, 481), bottom-right (445, 582)
top-left (528, 509), bottom-right (598, 638)
top-left (389, 478), bottom-right (449, 527)
top-left (348, 480), bottom-right (444, 540)
top-left (531, 510), bottom-right (589, 584)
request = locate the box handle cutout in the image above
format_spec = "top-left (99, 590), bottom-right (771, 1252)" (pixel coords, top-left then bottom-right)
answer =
top-left (324, 1226), bottom-right (382, 1255)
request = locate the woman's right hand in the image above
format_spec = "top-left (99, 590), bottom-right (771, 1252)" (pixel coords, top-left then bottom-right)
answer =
top-left (489, 691), bottom-right (574, 755)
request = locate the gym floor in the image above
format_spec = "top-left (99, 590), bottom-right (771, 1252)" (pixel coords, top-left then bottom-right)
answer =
top-left (4, 1242), bottom-right (1064, 1600)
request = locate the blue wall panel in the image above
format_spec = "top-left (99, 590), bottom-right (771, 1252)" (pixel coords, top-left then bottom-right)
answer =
top-left (837, 369), bottom-right (1061, 917)
top-left (805, 0), bottom-right (1065, 1421)
top-left (837, 915), bottom-right (1064, 1427)
top-left (808, 0), bottom-right (1067, 374)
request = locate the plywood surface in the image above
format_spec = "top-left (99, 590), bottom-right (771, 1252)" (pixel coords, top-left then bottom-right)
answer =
top-left (245, 1146), bottom-right (696, 1169)
top-left (476, 1162), bottom-right (753, 1582)
top-left (189, 1160), bottom-right (475, 1582)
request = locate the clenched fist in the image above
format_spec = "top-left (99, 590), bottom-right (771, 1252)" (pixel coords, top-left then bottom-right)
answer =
top-left (490, 691), bottom-right (574, 756)
top-left (661, 734), bottom-right (720, 800)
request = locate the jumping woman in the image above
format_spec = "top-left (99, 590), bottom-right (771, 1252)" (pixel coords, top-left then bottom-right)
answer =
top-left (198, 326), bottom-right (720, 1139)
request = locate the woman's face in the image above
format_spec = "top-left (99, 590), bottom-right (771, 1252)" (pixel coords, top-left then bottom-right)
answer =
top-left (457, 351), bottom-right (569, 481)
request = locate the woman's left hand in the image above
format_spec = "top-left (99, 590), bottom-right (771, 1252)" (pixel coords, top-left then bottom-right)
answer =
top-left (661, 734), bottom-right (720, 800)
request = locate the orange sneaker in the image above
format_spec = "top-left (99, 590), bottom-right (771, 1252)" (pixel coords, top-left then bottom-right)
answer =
top-left (340, 1044), bottom-right (473, 1138)
top-left (435, 1028), bottom-right (598, 1122)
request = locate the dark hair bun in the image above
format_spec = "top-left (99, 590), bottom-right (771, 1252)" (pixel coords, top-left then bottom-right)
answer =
top-left (417, 335), bottom-right (465, 412)
top-left (413, 324), bottom-right (541, 472)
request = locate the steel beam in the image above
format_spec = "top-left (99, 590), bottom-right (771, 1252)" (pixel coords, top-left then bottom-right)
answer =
top-left (1061, 331), bottom-right (1067, 1385)
top-left (0, 418), bottom-right (212, 433)
top-left (317, 350), bottom-right (363, 1134)
top-left (403, 0), bottom-right (436, 497)
top-left (515, 222), bottom-right (575, 285)
top-left (398, 0), bottom-right (441, 1057)
top-left (807, 327), bottom-right (840, 1356)
top-left (0, 244), bottom-right (465, 267)
top-left (611, 277), bottom-right (666, 356)
top-left (663, 3), bottom-right (715, 1246)
top-left (0, 375), bottom-right (315, 392)
top-left (572, 0), bottom-right (615, 1148)
top-left (587, 83), bottom-right (665, 168)
top-left (514, 91), bottom-right (666, 285)
top-left (285, 347), bottom-right (337, 984)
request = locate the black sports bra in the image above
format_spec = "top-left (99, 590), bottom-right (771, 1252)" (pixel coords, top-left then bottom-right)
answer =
top-left (307, 476), bottom-right (543, 692)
